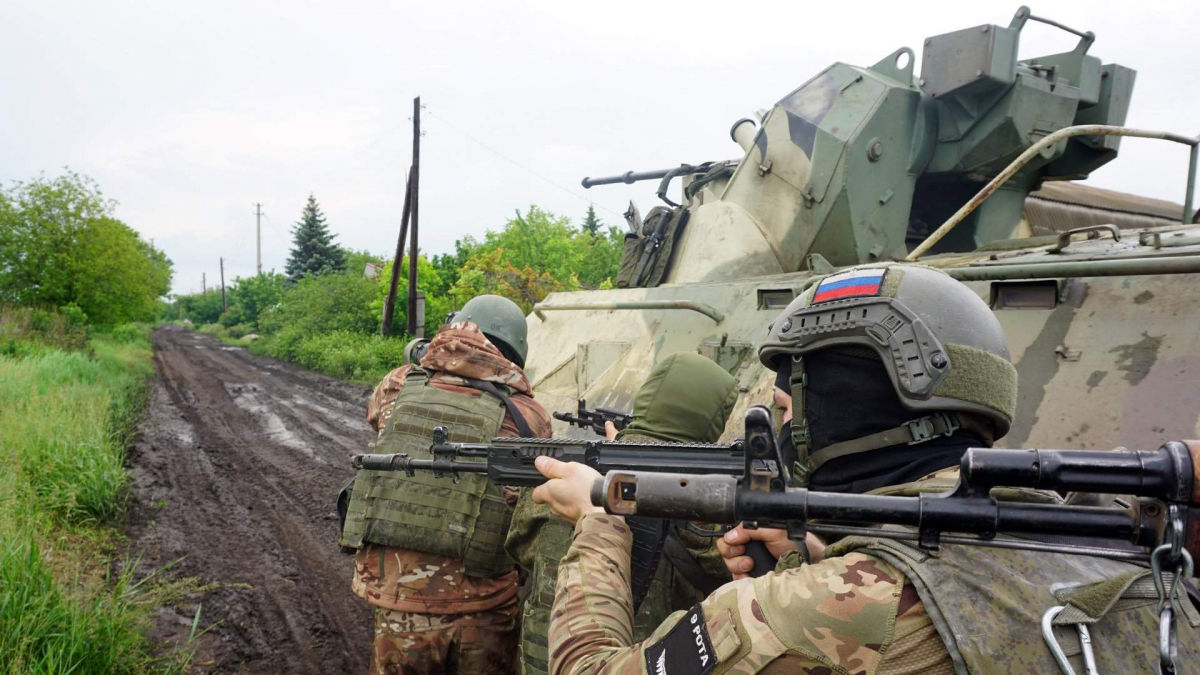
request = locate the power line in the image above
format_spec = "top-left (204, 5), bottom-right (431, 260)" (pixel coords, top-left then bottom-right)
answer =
top-left (423, 107), bottom-right (625, 219)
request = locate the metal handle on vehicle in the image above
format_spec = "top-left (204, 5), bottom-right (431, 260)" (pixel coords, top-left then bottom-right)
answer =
top-left (1049, 224), bottom-right (1121, 254)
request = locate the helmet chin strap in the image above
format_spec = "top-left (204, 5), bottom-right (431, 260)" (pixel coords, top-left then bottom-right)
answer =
top-left (788, 353), bottom-right (812, 487)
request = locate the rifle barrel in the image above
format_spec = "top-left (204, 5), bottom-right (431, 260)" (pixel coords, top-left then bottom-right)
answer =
top-left (353, 438), bottom-right (748, 487)
top-left (599, 472), bottom-right (1155, 549)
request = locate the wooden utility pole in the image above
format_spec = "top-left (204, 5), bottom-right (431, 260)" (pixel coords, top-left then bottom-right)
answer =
top-left (381, 172), bottom-right (414, 337)
top-left (255, 203), bottom-right (263, 274)
top-left (202, 273), bottom-right (206, 293)
top-left (219, 257), bottom-right (227, 312)
top-left (406, 96), bottom-right (422, 337)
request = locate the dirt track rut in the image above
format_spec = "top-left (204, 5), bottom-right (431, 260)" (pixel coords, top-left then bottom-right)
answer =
top-left (123, 326), bottom-right (374, 672)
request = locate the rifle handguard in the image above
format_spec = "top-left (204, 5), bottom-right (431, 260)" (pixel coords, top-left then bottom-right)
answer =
top-left (598, 472), bottom-right (739, 522)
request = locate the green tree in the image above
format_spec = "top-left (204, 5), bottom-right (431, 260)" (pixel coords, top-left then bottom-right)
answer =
top-left (372, 255), bottom-right (451, 335)
top-left (344, 249), bottom-right (385, 279)
top-left (284, 195), bottom-right (346, 279)
top-left (0, 172), bottom-right (173, 324)
top-left (443, 206), bottom-right (623, 310)
top-left (260, 273), bottom-right (378, 335)
top-left (582, 204), bottom-right (601, 237)
top-left (450, 248), bottom-right (565, 313)
top-left (221, 272), bottom-right (286, 329)
top-left (175, 290), bottom-right (224, 324)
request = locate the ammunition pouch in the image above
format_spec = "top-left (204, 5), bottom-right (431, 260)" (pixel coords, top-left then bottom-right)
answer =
top-left (338, 368), bottom-right (515, 578)
top-left (616, 206), bottom-right (689, 288)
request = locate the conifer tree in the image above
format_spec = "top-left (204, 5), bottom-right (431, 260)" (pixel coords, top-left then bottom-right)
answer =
top-left (285, 194), bottom-right (346, 279)
top-left (582, 204), bottom-right (602, 237)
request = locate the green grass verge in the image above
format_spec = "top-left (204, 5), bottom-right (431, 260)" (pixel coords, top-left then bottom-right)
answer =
top-left (0, 319), bottom-right (191, 674)
top-left (249, 327), bottom-right (408, 385)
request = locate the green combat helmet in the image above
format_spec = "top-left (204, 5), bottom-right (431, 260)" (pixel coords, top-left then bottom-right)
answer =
top-left (758, 263), bottom-right (1017, 486)
top-left (457, 294), bottom-right (529, 368)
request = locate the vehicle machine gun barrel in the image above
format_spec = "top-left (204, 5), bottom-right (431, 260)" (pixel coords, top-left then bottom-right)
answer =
top-left (580, 161), bottom-right (738, 189)
top-left (582, 160), bottom-right (739, 207)
top-left (552, 399), bottom-right (633, 436)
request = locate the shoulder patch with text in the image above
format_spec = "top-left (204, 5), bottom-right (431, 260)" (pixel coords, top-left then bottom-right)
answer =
top-left (812, 267), bottom-right (887, 303)
top-left (643, 604), bottom-right (715, 675)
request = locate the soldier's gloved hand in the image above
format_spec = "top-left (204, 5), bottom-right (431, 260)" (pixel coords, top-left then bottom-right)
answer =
top-left (532, 456), bottom-right (607, 526)
top-left (718, 524), bottom-right (821, 579)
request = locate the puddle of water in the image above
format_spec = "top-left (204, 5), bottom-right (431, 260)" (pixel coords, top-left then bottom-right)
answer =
top-left (155, 383), bottom-right (196, 445)
top-left (223, 383), bottom-right (316, 459)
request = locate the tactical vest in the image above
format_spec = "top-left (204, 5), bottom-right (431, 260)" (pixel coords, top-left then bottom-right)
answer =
top-left (338, 368), bottom-right (515, 578)
top-left (509, 430), bottom-right (724, 675)
top-left (826, 533), bottom-right (1200, 673)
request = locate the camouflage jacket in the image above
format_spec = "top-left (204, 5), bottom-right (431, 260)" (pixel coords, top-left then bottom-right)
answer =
top-left (548, 514), bottom-right (951, 674)
top-left (352, 321), bottom-right (553, 614)
top-left (508, 353), bottom-right (738, 674)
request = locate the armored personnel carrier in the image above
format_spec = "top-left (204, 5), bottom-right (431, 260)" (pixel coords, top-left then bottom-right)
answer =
top-left (523, 6), bottom-right (1200, 452)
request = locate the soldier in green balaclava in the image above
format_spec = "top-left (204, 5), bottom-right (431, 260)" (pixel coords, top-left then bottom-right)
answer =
top-left (505, 352), bottom-right (738, 675)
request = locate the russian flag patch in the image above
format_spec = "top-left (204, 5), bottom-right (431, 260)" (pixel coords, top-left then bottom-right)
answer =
top-left (812, 268), bottom-right (887, 304)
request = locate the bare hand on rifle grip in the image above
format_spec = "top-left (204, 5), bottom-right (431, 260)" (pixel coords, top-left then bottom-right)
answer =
top-left (532, 456), bottom-right (606, 525)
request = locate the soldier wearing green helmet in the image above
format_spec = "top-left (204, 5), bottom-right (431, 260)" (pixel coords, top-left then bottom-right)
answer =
top-left (340, 294), bottom-right (551, 674)
top-left (530, 263), bottom-right (1200, 673)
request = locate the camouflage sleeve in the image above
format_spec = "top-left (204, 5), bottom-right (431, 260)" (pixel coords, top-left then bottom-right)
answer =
top-left (550, 515), bottom-right (907, 674)
top-left (366, 365), bottom-right (412, 432)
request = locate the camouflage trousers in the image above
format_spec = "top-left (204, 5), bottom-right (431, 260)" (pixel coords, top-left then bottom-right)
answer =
top-left (370, 598), bottom-right (520, 675)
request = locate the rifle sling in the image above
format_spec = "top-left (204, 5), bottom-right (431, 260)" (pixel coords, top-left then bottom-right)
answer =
top-left (461, 377), bottom-right (534, 438)
top-left (661, 527), bottom-right (724, 596)
top-left (628, 516), bottom-right (668, 610)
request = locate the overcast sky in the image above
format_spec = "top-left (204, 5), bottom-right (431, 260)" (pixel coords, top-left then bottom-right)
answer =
top-left (3, 0), bottom-right (1197, 295)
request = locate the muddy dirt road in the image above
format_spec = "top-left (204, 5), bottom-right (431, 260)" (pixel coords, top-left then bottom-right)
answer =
top-left (124, 326), bottom-right (375, 672)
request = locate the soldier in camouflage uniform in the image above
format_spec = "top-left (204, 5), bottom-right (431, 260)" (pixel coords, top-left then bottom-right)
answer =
top-left (505, 352), bottom-right (738, 674)
top-left (531, 265), bottom-right (1200, 674)
top-left (340, 295), bottom-right (553, 675)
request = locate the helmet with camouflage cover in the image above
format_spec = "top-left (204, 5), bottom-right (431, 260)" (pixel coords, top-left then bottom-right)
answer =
top-left (456, 294), bottom-right (529, 368)
top-left (759, 264), bottom-right (1017, 485)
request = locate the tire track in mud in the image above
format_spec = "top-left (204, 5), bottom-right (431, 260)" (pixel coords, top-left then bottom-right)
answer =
top-left (123, 326), bottom-right (375, 673)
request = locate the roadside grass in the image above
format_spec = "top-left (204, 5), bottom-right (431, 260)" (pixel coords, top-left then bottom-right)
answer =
top-left (250, 326), bottom-right (407, 385)
top-left (0, 316), bottom-right (193, 674)
top-left (189, 320), bottom-right (406, 385)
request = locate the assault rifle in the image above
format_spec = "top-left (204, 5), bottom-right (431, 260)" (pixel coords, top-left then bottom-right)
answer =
top-left (592, 426), bottom-right (1200, 674)
top-left (552, 399), bottom-right (633, 436)
top-left (352, 406), bottom-right (787, 575)
top-left (594, 433), bottom-right (1200, 567)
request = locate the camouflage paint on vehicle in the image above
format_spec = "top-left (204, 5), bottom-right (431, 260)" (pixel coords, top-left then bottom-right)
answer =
top-left (524, 6), bottom-right (1200, 457)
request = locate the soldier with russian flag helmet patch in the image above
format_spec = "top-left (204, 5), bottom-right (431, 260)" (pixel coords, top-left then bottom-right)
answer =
top-left (530, 262), bottom-right (1190, 674)
top-left (759, 263), bottom-right (1016, 486)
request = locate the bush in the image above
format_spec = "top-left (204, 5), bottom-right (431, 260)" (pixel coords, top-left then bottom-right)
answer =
top-left (104, 323), bottom-right (149, 346)
top-left (225, 322), bottom-right (256, 339)
top-left (253, 329), bottom-right (408, 384)
top-left (0, 305), bottom-right (89, 359)
top-left (259, 274), bottom-right (378, 336)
